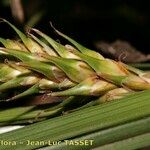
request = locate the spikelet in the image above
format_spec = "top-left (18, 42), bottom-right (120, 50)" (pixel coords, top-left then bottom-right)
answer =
top-left (0, 19), bottom-right (150, 104)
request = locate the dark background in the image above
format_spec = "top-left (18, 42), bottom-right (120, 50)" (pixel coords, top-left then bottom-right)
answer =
top-left (0, 0), bottom-right (150, 54)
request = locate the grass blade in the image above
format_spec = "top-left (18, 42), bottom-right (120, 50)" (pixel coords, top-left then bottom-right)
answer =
top-left (40, 117), bottom-right (150, 150)
top-left (0, 90), bottom-right (149, 150)
top-left (93, 133), bottom-right (150, 150)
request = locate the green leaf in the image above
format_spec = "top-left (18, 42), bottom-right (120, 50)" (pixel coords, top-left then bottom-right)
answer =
top-left (40, 117), bottom-right (150, 150)
top-left (0, 90), bottom-right (149, 150)
top-left (93, 133), bottom-right (150, 150)
top-left (0, 105), bottom-right (62, 125)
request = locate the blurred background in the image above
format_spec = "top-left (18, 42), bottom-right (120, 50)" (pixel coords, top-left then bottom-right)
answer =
top-left (0, 0), bottom-right (150, 61)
